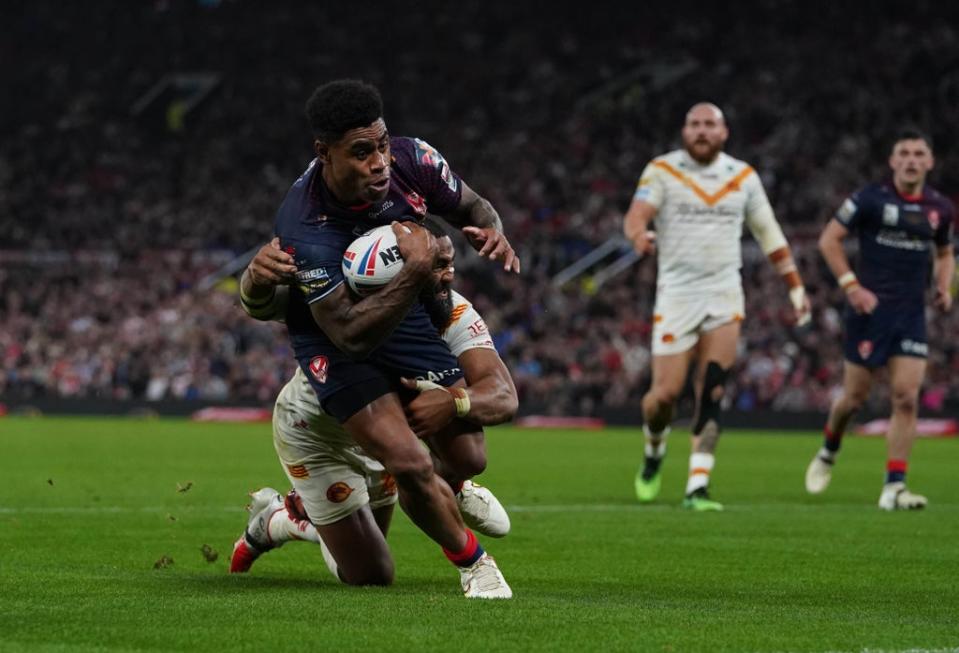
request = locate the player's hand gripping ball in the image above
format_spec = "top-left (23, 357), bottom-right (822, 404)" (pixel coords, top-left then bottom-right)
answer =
top-left (341, 224), bottom-right (409, 295)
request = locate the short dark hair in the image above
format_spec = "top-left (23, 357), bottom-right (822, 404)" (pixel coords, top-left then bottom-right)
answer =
top-left (893, 127), bottom-right (933, 152)
top-left (305, 79), bottom-right (383, 143)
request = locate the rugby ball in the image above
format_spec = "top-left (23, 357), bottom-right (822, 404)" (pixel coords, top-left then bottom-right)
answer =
top-left (342, 225), bottom-right (406, 296)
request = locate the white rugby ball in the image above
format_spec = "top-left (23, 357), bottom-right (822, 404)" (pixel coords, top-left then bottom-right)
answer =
top-left (342, 225), bottom-right (406, 296)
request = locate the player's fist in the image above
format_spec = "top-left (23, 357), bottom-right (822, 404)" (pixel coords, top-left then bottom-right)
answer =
top-left (630, 230), bottom-right (657, 255)
top-left (847, 285), bottom-right (878, 315)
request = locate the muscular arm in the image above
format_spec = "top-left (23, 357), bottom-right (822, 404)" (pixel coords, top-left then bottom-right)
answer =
top-left (311, 259), bottom-right (432, 360)
top-left (401, 347), bottom-right (518, 439)
top-left (457, 348), bottom-right (519, 425)
top-left (309, 222), bottom-right (437, 360)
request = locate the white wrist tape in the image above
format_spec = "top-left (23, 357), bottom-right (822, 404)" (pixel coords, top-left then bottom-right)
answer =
top-left (408, 379), bottom-right (471, 417)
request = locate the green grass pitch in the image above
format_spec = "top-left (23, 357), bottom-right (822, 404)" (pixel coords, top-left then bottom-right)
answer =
top-left (1, 416), bottom-right (957, 652)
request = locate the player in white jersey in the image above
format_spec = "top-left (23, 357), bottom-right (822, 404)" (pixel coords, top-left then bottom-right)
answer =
top-left (231, 233), bottom-right (518, 593)
top-left (622, 102), bottom-right (811, 511)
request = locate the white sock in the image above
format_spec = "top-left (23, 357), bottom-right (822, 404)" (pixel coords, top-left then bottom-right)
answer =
top-left (266, 508), bottom-right (341, 581)
top-left (817, 446), bottom-right (836, 463)
top-left (267, 508), bottom-right (322, 546)
top-left (685, 452), bottom-right (714, 495)
top-left (643, 425), bottom-right (670, 459)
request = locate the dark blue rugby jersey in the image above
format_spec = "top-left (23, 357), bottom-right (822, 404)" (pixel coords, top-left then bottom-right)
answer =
top-left (274, 136), bottom-right (463, 361)
top-left (834, 181), bottom-right (955, 306)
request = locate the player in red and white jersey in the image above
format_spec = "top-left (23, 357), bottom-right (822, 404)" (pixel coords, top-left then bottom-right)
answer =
top-left (623, 102), bottom-right (811, 511)
top-left (231, 233), bottom-right (519, 589)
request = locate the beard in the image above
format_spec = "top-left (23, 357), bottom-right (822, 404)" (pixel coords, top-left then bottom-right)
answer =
top-left (423, 281), bottom-right (454, 332)
top-left (685, 138), bottom-right (722, 164)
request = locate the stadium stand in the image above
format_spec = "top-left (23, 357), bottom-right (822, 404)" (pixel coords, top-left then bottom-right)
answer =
top-left (2, 1), bottom-right (957, 417)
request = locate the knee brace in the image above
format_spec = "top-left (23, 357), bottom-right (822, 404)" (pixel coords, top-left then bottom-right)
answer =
top-left (693, 362), bottom-right (730, 435)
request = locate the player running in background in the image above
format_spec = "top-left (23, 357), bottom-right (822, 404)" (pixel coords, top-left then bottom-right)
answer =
top-left (805, 128), bottom-right (955, 510)
top-left (232, 233), bottom-right (517, 584)
top-left (623, 102), bottom-right (810, 511)
top-left (237, 79), bottom-right (519, 597)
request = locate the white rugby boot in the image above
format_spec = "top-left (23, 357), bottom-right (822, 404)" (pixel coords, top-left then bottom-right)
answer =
top-left (456, 480), bottom-right (510, 538)
top-left (805, 452), bottom-right (834, 494)
top-left (459, 553), bottom-right (513, 599)
top-left (878, 482), bottom-right (927, 511)
top-left (230, 487), bottom-right (284, 573)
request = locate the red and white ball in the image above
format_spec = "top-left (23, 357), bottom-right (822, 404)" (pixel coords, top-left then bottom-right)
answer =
top-left (341, 225), bottom-right (406, 296)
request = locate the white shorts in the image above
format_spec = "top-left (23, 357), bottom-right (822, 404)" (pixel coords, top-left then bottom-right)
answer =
top-left (272, 368), bottom-right (398, 526)
top-left (651, 287), bottom-right (745, 356)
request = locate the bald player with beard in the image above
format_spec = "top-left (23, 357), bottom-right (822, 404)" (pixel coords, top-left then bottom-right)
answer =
top-left (623, 102), bottom-right (811, 511)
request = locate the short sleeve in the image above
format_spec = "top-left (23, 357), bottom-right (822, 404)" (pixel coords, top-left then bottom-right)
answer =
top-left (632, 162), bottom-right (665, 208)
top-left (834, 190), bottom-right (866, 230)
top-left (407, 138), bottom-right (464, 215)
top-left (935, 198), bottom-right (956, 248)
top-left (743, 169), bottom-right (773, 220)
top-left (442, 293), bottom-right (496, 358)
top-left (282, 237), bottom-right (345, 305)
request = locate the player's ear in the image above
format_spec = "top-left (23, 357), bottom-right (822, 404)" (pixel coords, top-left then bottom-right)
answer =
top-left (314, 139), bottom-right (329, 164)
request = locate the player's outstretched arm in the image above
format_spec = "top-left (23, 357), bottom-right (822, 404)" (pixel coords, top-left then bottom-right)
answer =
top-left (239, 238), bottom-right (296, 321)
top-left (400, 348), bottom-right (518, 439)
top-left (310, 222), bottom-right (436, 360)
top-left (819, 219), bottom-right (877, 315)
top-left (745, 203), bottom-right (811, 325)
top-left (447, 182), bottom-right (520, 273)
top-left (933, 244), bottom-right (955, 312)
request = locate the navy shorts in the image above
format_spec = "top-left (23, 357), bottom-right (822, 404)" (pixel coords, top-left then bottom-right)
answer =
top-left (843, 302), bottom-right (927, 368)
top-left (297, 312), bottom-right (463, 423)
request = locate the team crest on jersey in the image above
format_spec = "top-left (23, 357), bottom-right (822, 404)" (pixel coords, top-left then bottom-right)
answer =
top-left (928, 209), bottom-right (940, 230)
top-left (309, 356), bottom-right (329, 384)
top-left (857, 340), bottom-right (873, 360)
top-left (326, 482), bottom-right (353, 503)
top-left (882, 203), bottom-right (899, 226)
top-left (405, 191), bottom-right (427, 216)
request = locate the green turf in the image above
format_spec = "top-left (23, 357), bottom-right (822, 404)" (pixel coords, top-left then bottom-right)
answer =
top-left (1, 417), bottom-right (957, 652)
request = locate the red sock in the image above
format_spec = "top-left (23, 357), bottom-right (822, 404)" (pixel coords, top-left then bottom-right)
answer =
top-left (443, 529), bottom-right (484, 567)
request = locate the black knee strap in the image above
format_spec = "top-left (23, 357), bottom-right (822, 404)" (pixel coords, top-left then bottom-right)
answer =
top-left (693, 362), bottom-right (729, 434)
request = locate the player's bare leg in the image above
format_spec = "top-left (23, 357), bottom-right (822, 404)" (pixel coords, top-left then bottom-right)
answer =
top-left (636, 350), bottom-right (694, 502)
top-left (424, 417), bottom-right (510, 538)
top-left (345, 392), bottom-right (510, 598)
top-left (314, 505), bottom-right (395, 584)
top-left (878, 356), bottom-right (927, 510)
top-left (806, 362), bottom-right (873, 494)
top-left (683, 321), bottom-right (738, 511)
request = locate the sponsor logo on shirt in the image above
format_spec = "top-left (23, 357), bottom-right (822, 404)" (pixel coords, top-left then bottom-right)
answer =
top-left (928, 209), bottom-right (940, 230)
top-left (882, 203), bottom-right (899, 226)
top-left (295, 267), bottom-right (331, 294)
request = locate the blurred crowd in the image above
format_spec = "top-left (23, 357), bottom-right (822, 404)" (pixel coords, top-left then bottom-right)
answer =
top-left (2, 0), bottom-right (958, 415)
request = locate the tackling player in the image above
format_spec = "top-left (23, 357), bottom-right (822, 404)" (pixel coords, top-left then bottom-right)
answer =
top-left (805, 128), bottom-right (955, 510)
top-left (623, 102), bottom-right (810, 511)
top-left (238, 80), bottom-right (519, 598)
top-left (231, 234), bottom-right (518, 584)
